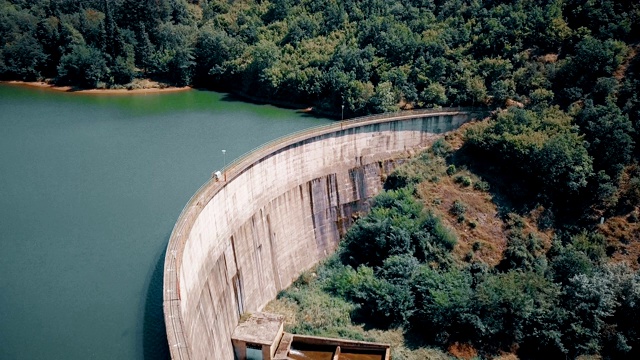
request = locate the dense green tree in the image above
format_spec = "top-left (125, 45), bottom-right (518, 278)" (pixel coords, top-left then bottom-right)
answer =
top-left (58, 19), bottom-right (85, 51)
top-left (564, 0), bottom-right (640, 41)
top-left (534, 130), bottom-right (593, 195)
top-left (576, 100), bottom-right (635, 177)
top-left (110, 46), bottom-right (136, 84)
top-left (341, 188), bottom-right (456, 268)
top-left (412, 266), bottom-right (476, 344)
top-left (134, 23), bottom-right (154, 71)
top-left (34, 15), bottom-right (61, 77)
top-left (194, 25), bottom-right (242, 84)
top-left (499, 231), bottom-right (546, 273)
top-left (550, 246), bottom-right (594, 286)
top-left (475, 271), bottom-right (565, 355)
top-left (56, 44), bottom-right (107, 88)
top-left (369, 81), bottom-right (399, 113)
top-left (0, 33), bottom-right (46, 80)
top-left (609, 266), bottom-right (640, 357)
top-left (149, 21), bottom-right (196, 85)
top-left (556, 36), bottom-right (629, 104)
top-left (466, 107), bottom-right (593, 204)
top-left (562, 270), bottom-right (618, 357)
top-left (340, 206), bottom-right (414, 268)
top-left (420, 82), bottom-right (448, 107)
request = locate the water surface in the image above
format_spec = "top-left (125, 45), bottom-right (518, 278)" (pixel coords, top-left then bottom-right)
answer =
top-left (0, 84), bottom-right (331, 359)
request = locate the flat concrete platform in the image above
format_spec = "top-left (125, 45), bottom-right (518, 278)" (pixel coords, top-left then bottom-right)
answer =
top-left (232, 312), bottom-right (285, 346)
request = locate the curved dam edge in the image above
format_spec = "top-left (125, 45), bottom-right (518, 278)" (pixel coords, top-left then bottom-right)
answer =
top-left (163, 108), bottom-right (487, 360)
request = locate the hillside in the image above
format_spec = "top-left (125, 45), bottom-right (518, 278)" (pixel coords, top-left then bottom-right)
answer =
top-left (1, 1), bottom-right (639, 117)
top-left (266, 128), bottom-right (640, 359)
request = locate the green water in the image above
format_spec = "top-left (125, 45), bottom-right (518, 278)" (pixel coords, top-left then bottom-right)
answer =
top-left (0, 84), bottom-right (331, 360)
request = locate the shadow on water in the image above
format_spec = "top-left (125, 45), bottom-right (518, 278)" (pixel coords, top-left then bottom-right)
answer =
top-left (143, 238), bottom-right (170, 360)
top-left (217, 92), bottom-right (338, 120)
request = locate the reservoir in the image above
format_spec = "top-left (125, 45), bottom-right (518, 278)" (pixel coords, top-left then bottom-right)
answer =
top-left (0, 84), bottom-right (331, 360)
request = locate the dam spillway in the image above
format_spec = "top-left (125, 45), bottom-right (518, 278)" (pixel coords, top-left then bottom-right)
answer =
top-left (163, 108), bottom-right (485, 360)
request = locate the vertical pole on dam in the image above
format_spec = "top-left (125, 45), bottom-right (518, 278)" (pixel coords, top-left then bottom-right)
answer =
top-left (222, 149), bottom-right (227, 181)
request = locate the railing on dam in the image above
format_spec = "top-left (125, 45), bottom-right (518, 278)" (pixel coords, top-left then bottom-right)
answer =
top-left (163, 107), bottom-right (488, 360)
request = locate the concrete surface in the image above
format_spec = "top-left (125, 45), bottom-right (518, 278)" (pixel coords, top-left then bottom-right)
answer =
top-left (163, 108), bottom-right (486, 360)
top-left (232, 312), bottom-right (284, 360)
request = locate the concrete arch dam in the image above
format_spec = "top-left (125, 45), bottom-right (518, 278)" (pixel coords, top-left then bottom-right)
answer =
top-left (163, 108), bottom-right (486, 360)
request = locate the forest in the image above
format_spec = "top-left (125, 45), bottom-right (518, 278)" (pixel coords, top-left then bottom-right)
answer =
top-left (3, 0), bottom-right (640, 358)
top-left (0, 0), bottom-right (638, 116)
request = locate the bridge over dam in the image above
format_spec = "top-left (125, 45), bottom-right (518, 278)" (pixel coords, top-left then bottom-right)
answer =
top-left (163, 108), bottom-right (487, 360)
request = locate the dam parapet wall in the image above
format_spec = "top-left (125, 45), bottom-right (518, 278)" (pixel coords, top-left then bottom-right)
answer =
top-left (163, 108), bottom-right (486, 360)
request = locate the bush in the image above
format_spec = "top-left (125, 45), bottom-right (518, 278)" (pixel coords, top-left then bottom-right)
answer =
top-left (475, 271), bottom-right (564, 353)
top-left (446, 165), bottom-right (457, 176)
top-left (473, 180), bottom-right (490, 192)
top-left (422, 212), bottom-right (458, 251)
top-left (384, 171), bottom-right (410, 190)
top-left (431, 138), bottom-right (452, 157)
top-left (450, 200), bottom-right (467, 217)
top-left (411, 266), bottom-right (475, 343)
top-left (279, 286), bottom-right (354, 334)
top-left (454, 175), bottom-right (472, 187)
top-left (350, 266), bottom-right (415, 328)
top-left (499, 232), bottom-right (545, 272)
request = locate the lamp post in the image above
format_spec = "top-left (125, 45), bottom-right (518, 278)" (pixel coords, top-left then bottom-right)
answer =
top-left (341, 104), bottom-right (344, 121)
top-left (222, 149), bottom-right (227, 181)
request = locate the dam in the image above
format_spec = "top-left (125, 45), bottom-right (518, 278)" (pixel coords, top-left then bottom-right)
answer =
top-left (163, 108), bottom-right (486, 360)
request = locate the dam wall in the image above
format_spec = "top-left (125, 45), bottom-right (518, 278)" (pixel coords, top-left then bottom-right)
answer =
top-left (163, 108), bottom-right (485, 360)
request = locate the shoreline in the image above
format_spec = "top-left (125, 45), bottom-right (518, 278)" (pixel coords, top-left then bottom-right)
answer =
top-left (1, 80), bottom-right (191, 95)
top-left (2, 80), bottom-right (337, 117)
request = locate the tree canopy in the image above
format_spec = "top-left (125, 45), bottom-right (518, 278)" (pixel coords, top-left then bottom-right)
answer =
top-left (1, 0), bottom-right (638, 118)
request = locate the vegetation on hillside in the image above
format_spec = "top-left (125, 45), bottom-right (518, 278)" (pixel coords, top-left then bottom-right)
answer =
top-left (267, 137), bottom-right (640, 359)
top-left (1, 0), bottom-right (639, 116)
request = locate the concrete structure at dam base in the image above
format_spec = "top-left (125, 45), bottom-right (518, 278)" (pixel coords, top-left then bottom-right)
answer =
top-left (163, 109), bottom-right (486, 360)
top-left (230, 312), bottom-right (390, 360)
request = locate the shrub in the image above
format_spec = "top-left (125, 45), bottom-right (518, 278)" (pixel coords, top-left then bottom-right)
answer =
top-left (464, 251), bottom-right (474, 261)
top-left (474, 271), bottom-right (564, 353)
top-left (384, 172), bottom-right (410, 190)
top-left (431, 138), bottom-right (452, 157)
top-left (422, 212), bottom-right (458, 251)
top-left (473, 180), bottom-right (490, 192)
top-left (454, 175), bottom-right (472, 187)
top-left (446, 164), bottom-right (457, 176)
top-left (450, 200), bottom-right (467, 217)
top-left (283, 287), bottom-right (355, 332)
top-left (499, 232), bottom-right (545, 272)
top-left (351, 266), bottom-right (415, 328)
top-left (411, 266), bottom-right (475, 343)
